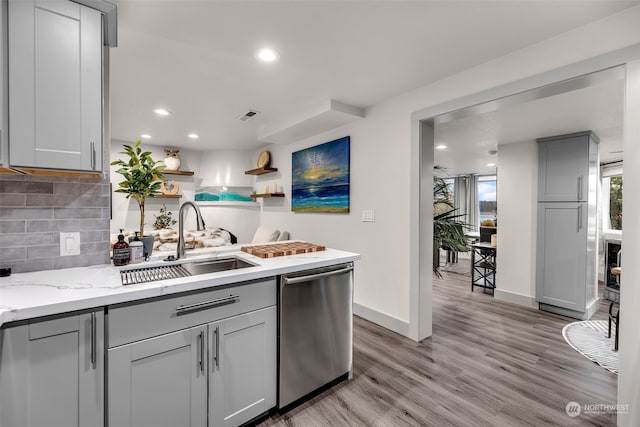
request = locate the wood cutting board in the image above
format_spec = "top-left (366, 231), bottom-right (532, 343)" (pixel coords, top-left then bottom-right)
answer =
top-left (241, 241), bottom-right (326, 258)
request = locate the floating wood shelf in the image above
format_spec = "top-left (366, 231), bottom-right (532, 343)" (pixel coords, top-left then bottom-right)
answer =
top-left (0, 167), bottom-right (23, 175)
top-left (249, 192), bottom-right (285, 199)
top-left (244, 167), bottom-right (278, 176)
top-left (150, 194), bottom-right (182, 199)
top-left (6, 167), bottom-right (102, 179)
top-left (162, 170), bottom-right (194, 176)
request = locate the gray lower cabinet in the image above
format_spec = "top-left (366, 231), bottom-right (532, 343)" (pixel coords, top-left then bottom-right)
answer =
top-left (107, 278), bottom-right (277, 427)
top-left (536, 202), bottom-right (587, 312)
top-left (107, 325), bottom-right (208, 427)
top-left (209, 306), bottom-right (277, 427)
top-left (0, 310), bottom-right (105, 427)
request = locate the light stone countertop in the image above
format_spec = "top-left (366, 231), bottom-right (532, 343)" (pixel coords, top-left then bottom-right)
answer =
top-left (0, 245), bottom-right (360, 328)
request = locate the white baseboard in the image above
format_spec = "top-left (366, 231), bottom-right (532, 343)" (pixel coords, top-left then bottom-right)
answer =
top-left (353, 302), bottom-right (410, 337)
top-left (585, 297), bottom-right (600, 319)
top-left (494, 289), bottom-right (539, 309)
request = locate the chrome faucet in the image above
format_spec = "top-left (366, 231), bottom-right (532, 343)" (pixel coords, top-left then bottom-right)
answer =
top-left (177, 201), bottom-right (206, 259)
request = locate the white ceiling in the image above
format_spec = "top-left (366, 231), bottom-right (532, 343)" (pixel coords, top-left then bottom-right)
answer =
top-left (110, 0), bottom-right (638, 151)
top-left (434, 74), bottom-right (625, 176)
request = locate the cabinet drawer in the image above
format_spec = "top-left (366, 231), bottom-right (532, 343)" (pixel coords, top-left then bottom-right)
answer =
top-left (108, 278), bottom-right (276, 348)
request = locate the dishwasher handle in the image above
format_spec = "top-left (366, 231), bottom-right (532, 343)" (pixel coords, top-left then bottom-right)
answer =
top-left (282, 264), bottom-right (353, 285)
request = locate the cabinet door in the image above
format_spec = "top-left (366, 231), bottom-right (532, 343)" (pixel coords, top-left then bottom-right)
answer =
top-left (108, 325), bottom-right (207, 427)
top-left (536, 203), bottom-right (587, 311)
top-left (537, 135), bottom-right (589, 202)
top-left (8, 0), bottom-right (102, 171)
top-left (1, 0), bottom-right (6, 166)
top-left (0, 310), bottom-right (104, 427)
top-left (209, 306), bottom-right (276, 427)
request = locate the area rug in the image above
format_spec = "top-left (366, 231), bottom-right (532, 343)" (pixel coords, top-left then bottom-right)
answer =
top-left (562, 320), bottom-right (618, 375)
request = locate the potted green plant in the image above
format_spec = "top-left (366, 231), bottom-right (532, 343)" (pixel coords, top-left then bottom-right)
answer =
top-left (111, 140), bottom-right (165, 256)
top-left (153, 204), bottom-right (177, 230)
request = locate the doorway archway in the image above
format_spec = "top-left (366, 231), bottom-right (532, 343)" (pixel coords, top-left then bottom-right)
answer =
top-left (410, 45), bottom-right (640, 425)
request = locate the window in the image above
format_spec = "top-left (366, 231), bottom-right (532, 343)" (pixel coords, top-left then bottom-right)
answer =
top-left (478, 175), bottom-right (497, 224)
top-left (602, 174), bottom-right (623, 232)
top-left (443, 178), bottom-right (455, 205)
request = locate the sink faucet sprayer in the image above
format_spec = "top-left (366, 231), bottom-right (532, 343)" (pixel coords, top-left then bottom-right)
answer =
top-left (176, 201), bottom-right (206, 259)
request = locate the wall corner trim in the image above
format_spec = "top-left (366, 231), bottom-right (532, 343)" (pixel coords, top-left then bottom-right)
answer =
top-left (494, 289), bottom-right (539, 309)
top-left (353, 303), bottom-right (411, 340)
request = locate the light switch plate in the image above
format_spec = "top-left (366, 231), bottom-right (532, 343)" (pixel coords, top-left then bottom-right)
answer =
top-left (362, 210), bottom-right (375, 222)
top-left (60, 232), bottom-right (80, 256)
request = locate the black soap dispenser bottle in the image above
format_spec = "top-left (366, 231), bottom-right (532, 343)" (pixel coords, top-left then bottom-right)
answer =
top-left (113, 229), bottom-right (130, 266)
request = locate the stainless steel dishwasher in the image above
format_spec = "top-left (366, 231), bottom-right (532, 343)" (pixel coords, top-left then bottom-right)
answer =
top-left (278, 262), bottom-right (354, 410)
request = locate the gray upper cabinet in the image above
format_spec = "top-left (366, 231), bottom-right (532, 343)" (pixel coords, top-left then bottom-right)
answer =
top-left (209, 306), bottom-right (277, 427)
top-left (537, 131), bottom-right (599, 202)
top-left (0, 310), bottom-right (105, 427)
top-left (8, 0), bottom-right (103, 171)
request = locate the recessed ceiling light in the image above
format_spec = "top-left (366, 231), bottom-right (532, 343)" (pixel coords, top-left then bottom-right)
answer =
top-left (435, 144), bottom-right (448, 150)
top-left (255, 48), bottom-right (279, 63)
top-left (140, 134), bottom-right (152, 139)
top-left (154, 108), bottom-right (171, 116)
top-left (487, 163), bottom-right (496, 167)
top-left (188, 133), bottom-right (199, 139)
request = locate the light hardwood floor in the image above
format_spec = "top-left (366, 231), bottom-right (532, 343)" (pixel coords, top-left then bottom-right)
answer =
top-left (259, 269), bottom-right (617, 427)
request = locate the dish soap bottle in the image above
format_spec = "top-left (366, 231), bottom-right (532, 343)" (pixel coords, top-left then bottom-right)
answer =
top-left (113, 229), bottom-right (130, 266)
top-left (129, 232), bottom-right (144, 264)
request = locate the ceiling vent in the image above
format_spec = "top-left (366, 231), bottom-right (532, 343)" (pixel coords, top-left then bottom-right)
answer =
top-left (237, 109), bottom-right (260, 122)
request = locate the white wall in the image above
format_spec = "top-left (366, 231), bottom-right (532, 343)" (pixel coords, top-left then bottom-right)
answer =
top-left (110, 142), bottom-right (260, 242)
top-left (495, 141), bottom-right (539, 307)
top-left (196, 149), bottom-right (259, 242)
top-left (256, 105), bottom-right (413, 331)
top-left (199, 149), bottom-right (254, 187)
top-left (197, 204), bottom-right (259, 244)
top-left (618, 59), bottom-right (640, 427)
top-left (110, 141), bottom-right (201, 234)
top-left (255, 6), bottom-right (640, 336)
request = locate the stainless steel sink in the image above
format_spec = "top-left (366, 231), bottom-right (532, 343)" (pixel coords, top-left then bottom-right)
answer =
top-left (180, 258), bottom-right (256, 276)
top-left (120, 257), bottom-right (256, 285)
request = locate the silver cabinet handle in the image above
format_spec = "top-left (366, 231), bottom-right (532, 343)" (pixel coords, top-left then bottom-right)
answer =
top-left (198, 330), bottom-right (204, 373)
top-left (282, 265), bottom-right (353, 285)
top-left (213, 326), bottom-right (220, 369)
top-left (577, 205), bottom-right (583, 231)
top-left (577, 175), bottom-right (583, 201)
top-left (90, 312), bottom-right (97, 369)
top-left (90, 142), bottom-right (96, 170)
top-left (175, 295), bottom-right (239, 315)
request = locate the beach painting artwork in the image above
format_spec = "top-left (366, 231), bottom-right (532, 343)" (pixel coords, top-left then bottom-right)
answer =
top-left (291, 136), bottom-right (350, 213)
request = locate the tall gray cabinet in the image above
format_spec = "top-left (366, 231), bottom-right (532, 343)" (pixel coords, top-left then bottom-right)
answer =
top-left (1, 0), bottom-right (6, 166)
top-left (536, 131), bottom-right (599, 319)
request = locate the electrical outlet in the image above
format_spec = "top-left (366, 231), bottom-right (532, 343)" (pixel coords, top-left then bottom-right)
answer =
top-left (60, 232), bottom-right (80, 256)
top-left (362, 210), bottom-right (375, 222)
